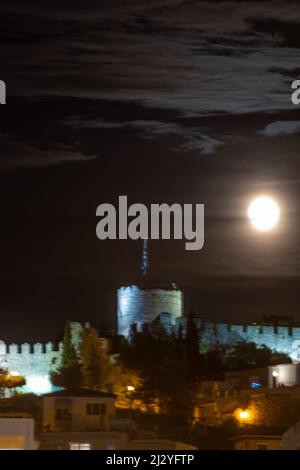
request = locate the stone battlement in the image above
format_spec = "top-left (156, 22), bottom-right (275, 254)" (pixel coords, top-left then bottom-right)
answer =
top-left (0, 321), bottom-right (87, 394)
top-left (174, 317), bottom-right (300, 362)
top-left (4, 342), bottom-right (61, 355)
top-left (1, 316), bottom-right (299, 396)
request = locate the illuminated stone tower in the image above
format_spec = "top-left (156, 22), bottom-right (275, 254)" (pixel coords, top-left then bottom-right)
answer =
top-left (117, 240), bottom-right (183, 337)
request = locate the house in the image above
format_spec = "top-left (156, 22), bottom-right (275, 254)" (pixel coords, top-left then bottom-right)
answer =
top-left (231, 430), bottom-right (282, 450)
top-left (0, 418), bottom-right (38, 450)
top-left (225, 363), bottom-right (300, 391)
top-left (42, 388), bottom-right (117, 432)
top-left (269, 364), bottom-right (300, 389)
top-left (40, 432), bottom-right (197, 450)
top-left (40, 388), bottom-right (197, 450)
top-left (127, 439), bottom-right (196, 450)
top-left (225, 367), bottom-right (269, 390)
top-left (40, 430), bottom-right (128, 450)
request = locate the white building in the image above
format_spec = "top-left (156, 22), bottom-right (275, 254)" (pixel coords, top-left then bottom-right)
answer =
top-left (42, 388), bottom-right (117, 432)
top-left (0, 418), bottom-right (37, 450)
top-left (269, 363), bottom-right (300, 388)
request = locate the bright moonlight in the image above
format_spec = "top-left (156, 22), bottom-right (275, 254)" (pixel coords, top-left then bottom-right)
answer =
top-left (247, 196), bottom-right (280, 232)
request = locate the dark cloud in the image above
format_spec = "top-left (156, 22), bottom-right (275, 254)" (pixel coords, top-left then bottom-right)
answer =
top-left (0, 137), bottom-right (97, 170)
top-left (1, 1), bottom-right (300, 115)
top-left (64, 117), bottom-right (222, 154)
top-left (1, 1), bottom-right (300, 337)
top-left (250, 17), bottom-right (300, 48)
top-left (260, 120), bottom-right (300, 137)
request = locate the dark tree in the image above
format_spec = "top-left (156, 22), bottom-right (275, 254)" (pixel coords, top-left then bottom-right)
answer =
top-left (51, 361), bottom-right (82, 389)
top-left (185, 310), bottom-right (200, 375)
top-left (120, 327), bottom-right (196, 423)
top-left (51, 320), bottom-right (82, 388)
top-left (80, 327), bottom-right (110, 391)
top-left (223, 341), bottom-right (290, 370)
top-left (61, 320), bottom-right (78, 367)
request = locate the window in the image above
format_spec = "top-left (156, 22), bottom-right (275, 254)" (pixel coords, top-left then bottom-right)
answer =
top-left (56, 408), bottom-right (72, 421)
top-left (70, 443), bottom-right (91, 451)
top-left (86, 403), bottom-right (106, 415)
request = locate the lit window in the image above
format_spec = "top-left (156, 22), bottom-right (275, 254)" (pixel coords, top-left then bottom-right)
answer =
top-left (70, 443), bottom-right (91, 451)
top-left (70, 443), bottom-right (79, 450)
top-left (80, 443), bottom-right (91, 451)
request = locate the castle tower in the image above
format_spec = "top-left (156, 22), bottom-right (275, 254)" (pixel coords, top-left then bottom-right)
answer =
top-left (117, 240), bottom-right (183, 337)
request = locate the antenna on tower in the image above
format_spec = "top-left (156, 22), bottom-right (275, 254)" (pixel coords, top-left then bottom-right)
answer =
top-left (141, 239), bottom-right (149, 277)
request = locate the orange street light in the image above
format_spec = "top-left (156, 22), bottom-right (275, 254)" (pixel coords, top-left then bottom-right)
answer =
top-left (234, 408), bottom-right (253, 424)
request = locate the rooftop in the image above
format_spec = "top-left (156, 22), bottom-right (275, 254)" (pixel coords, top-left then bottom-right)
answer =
top-left (230, 426), bottom-right (287, 440)
top-left (43, 388), bottom-right (117, 398)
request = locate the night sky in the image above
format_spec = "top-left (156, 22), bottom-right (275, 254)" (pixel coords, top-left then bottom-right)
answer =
top-left (1, 1), bottom-right (300, 342)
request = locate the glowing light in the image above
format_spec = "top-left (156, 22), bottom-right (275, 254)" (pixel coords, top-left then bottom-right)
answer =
top-left (250, 382), bottom-right (262, 389)
top-left (247, 196), bottom-right (280, 232)
top-left (127, 385), bottom-right (135, 392)
top-left (27, 375), bottom-right (52, 395)
top-left (239, 410), bottom-right (250, 420)
top-left (234, 408), bottom-right (253, 423)
top-left (272, 371), bottom-right (279, 378)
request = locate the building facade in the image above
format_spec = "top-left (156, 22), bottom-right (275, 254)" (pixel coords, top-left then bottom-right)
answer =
top-left (42, 388), bottom-right (116, 432)
top-left (0, 418), bottom-right (37, 450)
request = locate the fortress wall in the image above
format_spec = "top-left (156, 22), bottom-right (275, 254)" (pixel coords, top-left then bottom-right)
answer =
top-left (0, 322), bottom-right (89, 395)
top-left (5, 347), bottom-right (59, 393)
top-left (45, 342), bottom-right (56, 354)
top-left (217, 324), bottom-right (246, 343)
top-left (230, 324), bottom-right (248, 341)
top-left (197, 322), bottom-right (300, 358)
top-left (6, 342), bottom-right (61, 384)
top-left (1, 316), bottom-right (300, 396)
top-left (238, 325), bottom-right (293, 354)
top-left (3, 339), bottom-right (66, 394)
top-left (174, 318), bottom-right (300, 359)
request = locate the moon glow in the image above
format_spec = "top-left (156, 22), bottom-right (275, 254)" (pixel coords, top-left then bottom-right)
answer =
top-left (247, 196), bottom-right (280, 232)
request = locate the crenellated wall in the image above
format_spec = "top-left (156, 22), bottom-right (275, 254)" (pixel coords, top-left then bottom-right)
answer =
top-left (176, 317), bottom-right (300, 361)
top-left (0, 322), bottom-right (86, 394)
top-left (2, 315), bottom-right (300, 396)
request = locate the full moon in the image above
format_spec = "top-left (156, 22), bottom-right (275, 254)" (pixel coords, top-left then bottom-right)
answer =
top-left (247, 196), bottom-right (280, 232)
